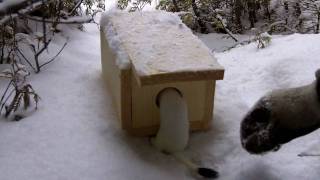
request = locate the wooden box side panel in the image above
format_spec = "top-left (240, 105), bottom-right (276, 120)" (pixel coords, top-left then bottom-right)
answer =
top-left (202, 81), bottom-right (215, 129)
top-left (131, 78), bottom-right (216, 136)
top-left (100, 31), bottom-right (132, 129)
top-left (120, 70), bottom-right (132, 130)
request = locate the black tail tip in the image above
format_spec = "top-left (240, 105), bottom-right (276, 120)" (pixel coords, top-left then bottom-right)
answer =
top-left (197, 167), bottom-right (219, 179)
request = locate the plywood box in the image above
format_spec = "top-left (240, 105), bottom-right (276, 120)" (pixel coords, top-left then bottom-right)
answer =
top-left (100, 11), bottom-right (224, 136)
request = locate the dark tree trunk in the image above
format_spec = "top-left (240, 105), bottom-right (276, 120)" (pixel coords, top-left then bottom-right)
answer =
top-left (172, 0), bottom-right (180, 12)
top-left (284, 1), bottom-right (289, 25)
top-left (191, 0), bottom-right (207, 33)
top-left (233, 0), bottom-right (243, 32)
top-left (247, 0), bottom-right (257, 28)
top-left (317, 12), bottom-right (320, 34)
top-left (262, 0), bottom-right (271, 21)
top-left (0, 26), bottom-right (4, 64)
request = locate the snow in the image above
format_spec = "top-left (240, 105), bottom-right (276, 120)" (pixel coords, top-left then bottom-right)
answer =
top-left (100, 11), bottom-right (223, 77)
top-left (100, 11), bottom-right (131, 69)
top-left (216, 33), bottom-right (320, 107)
top-left (197, 33), bottom-right (250, 52)
top-left (0, 0), bottom-right (27, 11)
top-left (0, 0), bottom-right (43, 15)
top-left (105, 0), bottom-right (117, 11)
top-left (1, 16), bottom-right (320, 180)
top-left (64, 16), bottom-right (92, 23)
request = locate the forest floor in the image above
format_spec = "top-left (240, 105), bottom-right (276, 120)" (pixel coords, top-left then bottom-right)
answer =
top-left (1, 18), bottom-right (320, 180)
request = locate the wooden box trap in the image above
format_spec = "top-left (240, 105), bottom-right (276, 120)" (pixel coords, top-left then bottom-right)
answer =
top-left (100, 11), bottom-right (224, 136)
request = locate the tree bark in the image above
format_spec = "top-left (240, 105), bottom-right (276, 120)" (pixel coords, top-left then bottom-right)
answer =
top-left (191, 0), bottom-right (207, 33)
top-left (172, 0), bottom-right (180, 12)
top-left (247, 0), bottom-right (257, 28)
top-left (0, 0), bottom-right (45, 16)
top-left (233, 0), bottom-right (243, 32)
top-left (317, 11), bottom-right (320, 34)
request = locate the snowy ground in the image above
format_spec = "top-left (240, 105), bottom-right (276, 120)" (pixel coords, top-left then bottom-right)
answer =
top-left (1, 21), bottom-right (320, 180)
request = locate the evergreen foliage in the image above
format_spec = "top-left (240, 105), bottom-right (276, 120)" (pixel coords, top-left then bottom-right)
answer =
top-left (118, 0), bottom-right (320, 34)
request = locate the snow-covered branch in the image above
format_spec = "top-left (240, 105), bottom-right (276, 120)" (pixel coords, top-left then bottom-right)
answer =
top-left (215, 14), bottom-right (238, 42)
top-left (0, 0), bottom-right (52, 25)
top-left (0, 0), bottom-right (45, 16)
top-left (20, 14), bottom-right (93, 24)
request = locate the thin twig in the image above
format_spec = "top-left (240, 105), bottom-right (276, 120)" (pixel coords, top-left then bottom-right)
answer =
top-left (265, 21), bottom-right (297, 33)
top-left (223, 39), bottom-right (253, 51)
top-left (0, 0), bottom-right (53, 26)
top-left (0, 26), bottom-right (5, 64)
top-left (34, 38), bottom-right (52, 73)
top-left (298, 153), bottom-right (320, 157)
top-left (0, 80), bottom-right (13, 105)
top-left (0, 88), bottom-right (14, 113)
top-left (20, 14), bottom-right (93, 24)
top-left (215, 15), bottom-right (238, 42)
top-left (16, 48), bottom-right (37, 72)
top-left (39, 40), bottom-right (68, 68)
top-left (68, 0), bottom-right (84, 15)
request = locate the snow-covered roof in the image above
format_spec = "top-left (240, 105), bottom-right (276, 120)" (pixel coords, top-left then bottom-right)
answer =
top-left (100, 10), bottom-right (224, 86)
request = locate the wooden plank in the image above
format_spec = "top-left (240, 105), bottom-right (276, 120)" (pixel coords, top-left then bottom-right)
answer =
top-left (100, 31), bottom-right (132, 129)
top-left (132, 67), bottom-right (224, 86)
top-left (202, 81), bottom-right (216, 129)
top-left (120, 69), bottom-right (132, 130)
top-left (100, 31), bottom-right (121, 119)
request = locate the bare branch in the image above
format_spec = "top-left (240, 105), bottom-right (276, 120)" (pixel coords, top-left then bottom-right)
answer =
top-left (298, 153), bottom-right (320, 157)
top-left (0, 80), bottom-right (12, 106)
top-left (16, 48), bottom-right (37, 72)
top-left (267, 21), bottom-right (298, 33)
top-left (20, 14), bottom-right (93, 24)
top-left (0, 0), bottom-right (34, 16)
top-left (39, 39), bottom-right (68, 68)
top-left (0, 88), bottom-right (14, 114)
top-left (68, 0), bottom-right (84, 16)
top-left (35, 38), bottom-right (52, 58)
top-left (0, 0), bottom-right (53, 26)
top-left (215, 15), bottom-right (238, 42)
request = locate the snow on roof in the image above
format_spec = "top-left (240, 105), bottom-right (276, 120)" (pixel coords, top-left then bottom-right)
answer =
top-left (100, 10), bottom-right (224, 85)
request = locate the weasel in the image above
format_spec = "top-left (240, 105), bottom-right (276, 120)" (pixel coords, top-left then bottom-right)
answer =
top-left (241, 69), bottom-right (320, 154)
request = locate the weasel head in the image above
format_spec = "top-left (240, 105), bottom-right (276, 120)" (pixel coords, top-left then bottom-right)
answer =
top-left (240, 97), bottom-right (280, 154)
top-left (241, 70), bottom-right (320, 154)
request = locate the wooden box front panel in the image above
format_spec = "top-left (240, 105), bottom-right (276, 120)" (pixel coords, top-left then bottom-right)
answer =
top-left (130, 76), bottom-right (216, 136)
top-left (101, 29), bottom-right (218, 136)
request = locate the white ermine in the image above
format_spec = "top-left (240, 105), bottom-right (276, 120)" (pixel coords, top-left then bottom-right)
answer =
top-left (152, 88), bottom-right (218, 178)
